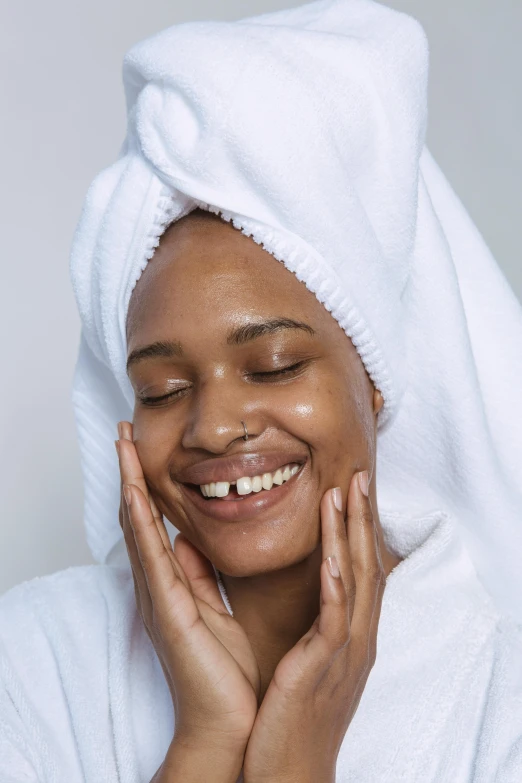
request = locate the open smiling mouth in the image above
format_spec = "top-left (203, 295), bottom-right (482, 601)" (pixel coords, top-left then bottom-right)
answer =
top-left (177, 456), bottom-right (307, 522)
top-left (180, 460), bottom-right (304, 518)
top-left (193, 462), bottom-right (301, 501)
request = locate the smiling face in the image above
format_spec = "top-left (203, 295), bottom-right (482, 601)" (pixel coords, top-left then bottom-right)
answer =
top-left (126, 209), bottom-right (382, 577)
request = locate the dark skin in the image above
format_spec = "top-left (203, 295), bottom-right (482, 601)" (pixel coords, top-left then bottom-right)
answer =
top-left (117, 209), bottom-right (402, 782)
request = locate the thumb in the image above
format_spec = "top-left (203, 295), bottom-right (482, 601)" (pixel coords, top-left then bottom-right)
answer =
top-left (174, 535), bottom-right (229, 614)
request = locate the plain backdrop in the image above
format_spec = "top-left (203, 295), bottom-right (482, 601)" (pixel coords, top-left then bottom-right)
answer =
top-left (1, 0), bottom-right (520, 594)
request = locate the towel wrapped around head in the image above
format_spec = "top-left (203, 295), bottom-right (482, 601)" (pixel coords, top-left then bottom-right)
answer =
top-left (70, 0), bottom-right (522, 624)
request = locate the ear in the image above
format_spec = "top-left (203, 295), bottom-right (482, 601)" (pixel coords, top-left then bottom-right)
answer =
top-left (373, 388), bottom-right (384, 414)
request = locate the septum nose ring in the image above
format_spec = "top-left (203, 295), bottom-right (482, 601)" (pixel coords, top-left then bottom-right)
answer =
top-left (241, 420), bottom-right (249, 441)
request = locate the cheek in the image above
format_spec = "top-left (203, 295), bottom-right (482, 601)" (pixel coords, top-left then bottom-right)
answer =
top-left (132, 409), bottom-right (196, 536)
top-left (132, 409), bottom-right (178, 487)
top-left (270, 376), bottom-right (368, 471)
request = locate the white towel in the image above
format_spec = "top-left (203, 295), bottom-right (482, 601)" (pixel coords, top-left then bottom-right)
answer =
top-left (3, 1), bottom-right (522, 780)
top-left (69, 0), bottom-right (522, 627)
top-left (1, 509), bottom-right (521, 781)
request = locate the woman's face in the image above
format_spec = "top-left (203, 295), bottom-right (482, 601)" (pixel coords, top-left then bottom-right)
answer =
top-left (126, 210), bottom-right (381, 576)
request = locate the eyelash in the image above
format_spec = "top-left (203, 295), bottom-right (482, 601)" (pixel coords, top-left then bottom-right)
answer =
top-left (247, 361), bottom-right (306, 382)
top-left (139, 362), bottom-right (307, 407)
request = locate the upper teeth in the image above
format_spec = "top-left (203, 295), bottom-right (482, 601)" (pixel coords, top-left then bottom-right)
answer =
top-left (200, 463), bottom-right (300, 498)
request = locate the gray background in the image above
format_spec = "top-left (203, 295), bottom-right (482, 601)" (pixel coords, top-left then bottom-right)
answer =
top-left (1, 0), bottom-right (520, 594)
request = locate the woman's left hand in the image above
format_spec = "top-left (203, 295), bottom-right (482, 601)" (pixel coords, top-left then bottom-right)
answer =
top-left (243, 470), bottom-right (386, 783)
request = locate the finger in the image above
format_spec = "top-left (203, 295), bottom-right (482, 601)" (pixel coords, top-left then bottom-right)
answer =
top-left (118, 420), bottom-right (133, 442)
top-left (119, 480), bottom-right (154, 624)
top-left (116, 423), bottom-right (154, 508)
top-left (124, 483), bottom-right (195, 624)
top-left (321, 485), bottom-right (356, 623)
top-left (347, 471), bottom-right (386, 651)
top-left (118, 421), bottom-right (160, 527)
top-left (148, 492), bottom-right (162, 523)
top-left (173, 534), bottom-right (230, 615)
top-left (116, 438), bottom-right (192, 596)
top-left (147, 490), bottom-right (175, 552)
top-left (306, 489), bottom-right (351, 661)
top-left (116, 432), bottom-right (172, 552)
top-left (115, 437), bottom-right (158, 622)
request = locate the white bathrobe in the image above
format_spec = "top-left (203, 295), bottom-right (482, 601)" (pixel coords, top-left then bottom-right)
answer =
top-left (1, 509), bottom-right (521, 782)
top-left (3, 1), bottom-right (522, 780)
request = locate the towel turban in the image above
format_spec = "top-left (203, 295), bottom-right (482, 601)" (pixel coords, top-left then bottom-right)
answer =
top-left (70, 0), bottom-right (522, 624)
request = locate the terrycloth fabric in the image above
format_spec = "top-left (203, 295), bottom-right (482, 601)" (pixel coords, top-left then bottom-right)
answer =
top-left (1, 509), bottom-right (521, 782)
top-left (69, 0), bottom-right (522, 627)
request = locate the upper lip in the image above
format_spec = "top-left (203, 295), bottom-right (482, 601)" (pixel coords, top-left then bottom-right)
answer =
top-left (175, 451), bottom-right (307, 485)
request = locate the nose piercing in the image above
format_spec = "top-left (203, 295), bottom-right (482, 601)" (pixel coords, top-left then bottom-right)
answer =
top-left (241, 420), bottom-right (249, 441)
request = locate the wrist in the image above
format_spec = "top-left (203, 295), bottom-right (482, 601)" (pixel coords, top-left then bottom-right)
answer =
top-left (246, 768), bottom-right (335, 783)
top-left (154, 735), bottom-right (245, 783)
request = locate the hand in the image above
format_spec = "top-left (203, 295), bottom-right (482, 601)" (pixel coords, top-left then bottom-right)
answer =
top-left (115, 421), bottom-right (261, 761)
top-left (242, 471), bottom-right (386, 783)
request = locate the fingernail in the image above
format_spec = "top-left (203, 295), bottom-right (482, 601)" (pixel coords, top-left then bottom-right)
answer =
top-left (332, 487), bottom-right (342, 512)
top-left (326, 555), bottom-right (340, 578)
top-left (123, 485), bottom-right (132, 507)
top-left (114, 439), bottom-right (120, 456)
top-left (117, 422), bottom-right (123, 439)
top-left (358, 470), bottom-right (369, 497)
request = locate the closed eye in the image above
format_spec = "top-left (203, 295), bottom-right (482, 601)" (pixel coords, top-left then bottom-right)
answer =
top-left (247, 361), bottom-right (309, 381)
top-left (138, 361), bottom-right (310, 406)
top-left (138, 387), bottom-right (190, 406)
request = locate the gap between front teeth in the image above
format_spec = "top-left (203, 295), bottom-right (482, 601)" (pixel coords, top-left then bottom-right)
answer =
top-left (201, 464), bottom-right (300, 498)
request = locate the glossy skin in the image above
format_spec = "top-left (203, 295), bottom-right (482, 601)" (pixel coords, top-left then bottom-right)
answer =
top-left (119, 209), bottom-right (402, 781)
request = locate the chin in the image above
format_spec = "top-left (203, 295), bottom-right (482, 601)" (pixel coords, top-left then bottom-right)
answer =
top-left (196, 518), bottom-right (320, 578)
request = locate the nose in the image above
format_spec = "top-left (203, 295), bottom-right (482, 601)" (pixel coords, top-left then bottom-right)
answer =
top-left (180, 380), bottom-right (258, 453)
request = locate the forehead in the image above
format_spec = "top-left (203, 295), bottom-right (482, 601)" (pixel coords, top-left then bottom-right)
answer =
top-left (126, 212), bottom-right (338, 344)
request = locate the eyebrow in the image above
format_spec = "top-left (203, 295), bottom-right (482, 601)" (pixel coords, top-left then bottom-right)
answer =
top-left (126, 317), bottom-right (315, 372)
top-left (126, 339), bottom-right (183, 372)
top-left (227, 317), bottom-right (315, 346)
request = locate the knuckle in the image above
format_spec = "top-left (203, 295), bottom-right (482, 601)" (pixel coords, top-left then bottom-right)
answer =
top-left (329, 635), bottom-right (348, 655)
top-left (348, 628), bottom-right (364, 651)
top-left (333, 585), bottom-right (349, 606)
top-left (345, 583), bottom-right (357, 604)
top-left (360, 508), bottom-right (375, 526)
top-left (368, 565), bottom-right (386, 587)
top-left (331, 621), bottom-right (351, 651)
top-left (137, 551), bottom-right (154, 572)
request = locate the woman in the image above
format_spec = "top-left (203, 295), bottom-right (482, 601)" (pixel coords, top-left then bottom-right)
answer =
top-left (117, 205), bottom-right (401, 781)
top-left (1, 0), bottom-right (521, 781)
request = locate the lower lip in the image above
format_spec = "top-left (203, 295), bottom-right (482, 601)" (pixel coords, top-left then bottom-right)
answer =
top-left (179, 465), bottom-right (305, 522)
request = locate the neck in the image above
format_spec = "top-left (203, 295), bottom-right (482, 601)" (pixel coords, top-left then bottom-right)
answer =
top-left (221, 545), bottom-right (323, 700)
top-left (219, 503), bottom-right (401, 701)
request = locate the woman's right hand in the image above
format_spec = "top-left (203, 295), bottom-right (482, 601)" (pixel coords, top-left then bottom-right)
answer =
top-left (116, 421), bottom-right (260, 761)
